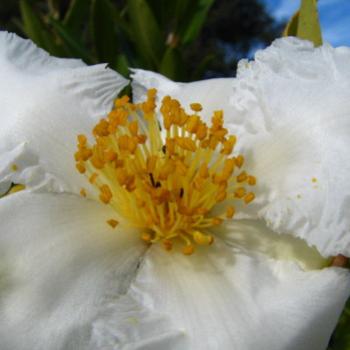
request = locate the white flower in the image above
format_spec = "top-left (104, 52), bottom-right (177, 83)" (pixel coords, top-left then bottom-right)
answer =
top-left (0, 31), bottom-right (349, 350)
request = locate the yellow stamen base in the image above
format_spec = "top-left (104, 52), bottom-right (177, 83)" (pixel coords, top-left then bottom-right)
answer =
top-left (75, 89), bottom-right (256, 254)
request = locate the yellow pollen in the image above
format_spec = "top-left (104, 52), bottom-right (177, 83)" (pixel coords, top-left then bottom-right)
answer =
top-left (89, 173), bottom-right (98, 184)
top-left (212, 217), bottom-right (223, 226)
top-left (107, 219), bottom-right (119, 228)
top-left (141, 232), bottom-right (153, 243)
top-left (237, 171), bottom-right (248, 183)
top-left (11, 164), bottom-right (18, 171)
top-left (76, 162), bottom-right (86, 174)
top-left (77, 134), bottom-right (87, 145)
top-left (235, 155), bottom-right (244, 168)
top-left (247, 175), bottom-right (256, 186)
top-left (235, 187), bottom-right (246, 198)
top-left (244, 192), bottom-right (255, 204)
top-left (99, 184), bottom-right (113, 204)
top-left (193, 231), bottom-right (214, 245)
top-left (226, 206), bottom-right (235, 219)
top-left (163, 239), bottom-right (173, 251)
top-left (182, 245), bottom-right (195, 255)
top-left (74, 89), bottom-right (256, 255)
top-left (190, 103), bottom-right (203, 112)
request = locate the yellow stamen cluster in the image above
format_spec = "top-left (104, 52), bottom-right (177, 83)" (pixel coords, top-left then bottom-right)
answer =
top-left (75, 89), bottom-right (256, 255)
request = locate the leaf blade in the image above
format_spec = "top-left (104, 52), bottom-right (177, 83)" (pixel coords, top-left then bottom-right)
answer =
top-left (297, 0), bottom-right (322, 46)
top-left (48, 17), bottom-right (94, 64)
top-left (90, 0), bottom-right (120, 63)
top-left (283, 10), bottom-right (299, 37)
top-left (19, 0), bottom-right (60, 54)
top-left (127, 0), bottom-right (164, 68)
top-left (181, 0), bottom-right (215, 45)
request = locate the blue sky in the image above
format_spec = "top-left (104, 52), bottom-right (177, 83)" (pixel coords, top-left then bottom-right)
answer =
top-left (262, 0), bottom-right (350, 47)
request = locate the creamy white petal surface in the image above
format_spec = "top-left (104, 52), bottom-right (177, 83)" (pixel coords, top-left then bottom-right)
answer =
top-left (217, 219), bottom-right (328, 271)
top-left (0, 192), bottom-right (145, 350)
top-left (91, 239), bottom-right (350, 350)
top-left (131, 68), bottom-right (235, 122)
top-left (1, 32), bottom-right (349, 350)
top-left (227, 37), bottom-right (350, 257)
top-left (0, 32), bottom-right (128, 193)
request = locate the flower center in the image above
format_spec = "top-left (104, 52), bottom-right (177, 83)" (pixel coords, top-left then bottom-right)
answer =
top-left (74, 89), bottom-right (256, 255)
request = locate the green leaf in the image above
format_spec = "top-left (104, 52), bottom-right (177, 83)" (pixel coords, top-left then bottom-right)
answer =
top-left (181, 0), bottom-right (215, 45)
top-left (283, 10), bottom-right (299, 37)
top-left (329, 299), bottom-right (350, 350)
top-left (90, 0), bottom-right (120, 63)
top-left (19, 0), bottom-right (62, 55)
top-left (127, 0), bottom-right (164, 68)
top-left (174, 0), bottom-right (193, 20)
top-left (145, 0), bottom-right (191, 35)
top-left (297, 0), bottom-right (322, 46)
top-left (159, 47), bottom-right (186, 80)
top-left (145, 0), bottom-right (173, 29)
top-left (190, 53), bottom-right (215, 80)
top-left (64, 0), bottom-right (91, 36)
top-left (114, 54), bottom-right (129, 77)
top-left (48, 17), bottom-right (94, 64)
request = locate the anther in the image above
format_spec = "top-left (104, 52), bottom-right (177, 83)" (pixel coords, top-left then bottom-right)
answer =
top-left (74, 88), bottom-right (256, 255)
top-left (190, 103), bottom-right (203, 112)
top-left (107, 219), bottom-right (119, 228)
top-left (182, 245), bottom-right (195, 255)
top-left (235, 155), bottom-right (244, 168)
top-left (247, 175), bottom-right (256, 186)
top-left (226, 206), bottom-right (235, 218)
top-left (141, 232), bottom-right (153, 242)
top-left (235, 187), bottom-right (246, 198)
top-left (163, 240), bottom-right (173, 251)
top-left (244, 192), bottom-right (255, 204)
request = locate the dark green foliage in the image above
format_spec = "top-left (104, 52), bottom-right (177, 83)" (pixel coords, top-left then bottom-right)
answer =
top-left (328, 299), bottom-right (350, 350)
top-left (283, 0), bottom-right (322, 47)
top-left (185, 0), bottom-right (284, 78)
top-left (0, 0), bottom-right (282, 80)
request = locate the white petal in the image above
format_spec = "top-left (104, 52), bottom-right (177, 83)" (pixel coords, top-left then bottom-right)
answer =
top-left (131, 68), bottom-right (235, 122)
top-left (91, 239), bottom-right (350, 350)
top-left (0, 32), bottom-right (128, 193)
top-left (217, 219), bottom-right (328, 271)
top-left (229, 37), bottom-right (350, 256)
top-left (0, 192), bottom-right (145, 350)
top-left (0, 143), bottom-right (65, 193)
top-left (0, 181), bottom-right (11, 197)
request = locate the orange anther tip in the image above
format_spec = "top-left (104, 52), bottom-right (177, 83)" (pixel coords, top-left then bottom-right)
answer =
top-left (141, 232), bottom-right (152, 242)
top-left (244, 192), bottom-right (255, 204)
top-left (190, 103), bottom-right (203, 112)
top-left (182, 245), bottom-right (195, 255)
top-left (107, 219), bottom-right (119, 228)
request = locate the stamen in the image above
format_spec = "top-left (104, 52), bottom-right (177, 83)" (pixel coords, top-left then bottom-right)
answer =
top-left (226, 206), bottom-right (235, 218)
top-left (74, 89), bottom-right (256, 255)
top-left (107, 219), bottom-right (119, 228)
